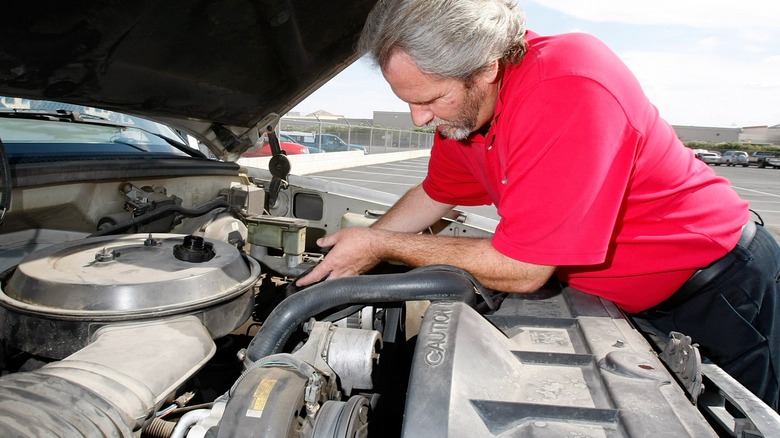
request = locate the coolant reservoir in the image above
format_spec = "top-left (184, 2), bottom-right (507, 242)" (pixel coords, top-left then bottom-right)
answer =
top-left (245, 216), bottom-right (308, 256)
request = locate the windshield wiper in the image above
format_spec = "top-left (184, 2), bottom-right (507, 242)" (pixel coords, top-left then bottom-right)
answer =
top-left (109, 137), bottom-right (152, 153)
top-left (0, 108), bottom-right (84, 122)
top-left (0, 108), bottom-right (201, 156)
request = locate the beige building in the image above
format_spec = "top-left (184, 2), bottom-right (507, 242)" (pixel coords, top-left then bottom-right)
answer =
top-left (740, 125), bottom-right (780, 146)
top-left (671, 125), bottom-right (741, 143)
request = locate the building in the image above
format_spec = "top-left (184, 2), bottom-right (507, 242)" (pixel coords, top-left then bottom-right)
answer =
top-left (283, 110), bottom-right (373, 128)
top-left (372, 111), bottom-right (415, 130)
top-left (671, 125), bottom-right (741, 143)
top-left (740, 125), bottom-right (780, 146)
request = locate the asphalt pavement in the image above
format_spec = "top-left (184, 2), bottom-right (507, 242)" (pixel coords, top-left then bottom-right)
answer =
top-left (715, 165), bottom-right (780, 239)
top-left (307, 158), bottom-right (780, 238)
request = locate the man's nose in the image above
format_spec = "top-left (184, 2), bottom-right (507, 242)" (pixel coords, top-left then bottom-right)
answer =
top-left (409, 104), bottom-right (434, 127)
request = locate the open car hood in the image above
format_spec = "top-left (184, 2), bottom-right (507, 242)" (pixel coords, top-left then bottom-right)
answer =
top-left (0, 0), bottom-right (378, 161)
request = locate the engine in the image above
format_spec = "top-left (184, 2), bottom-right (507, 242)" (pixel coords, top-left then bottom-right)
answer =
top-left (0, 176), bottom-right (476, 437)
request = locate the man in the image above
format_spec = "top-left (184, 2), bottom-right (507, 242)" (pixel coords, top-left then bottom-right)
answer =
top-left (297, 0), bottom-right (780, 409)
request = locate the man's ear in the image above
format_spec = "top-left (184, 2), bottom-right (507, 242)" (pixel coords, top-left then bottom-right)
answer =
top-left (482, 59), bottom-right (501, 84)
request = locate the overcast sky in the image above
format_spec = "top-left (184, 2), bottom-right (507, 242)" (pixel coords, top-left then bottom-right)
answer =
top-left (291, 0), bottom-right (780, 128)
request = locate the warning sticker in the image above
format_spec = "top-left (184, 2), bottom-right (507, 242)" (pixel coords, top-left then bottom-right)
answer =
top-left (246, 379), bottom-right (277, 418)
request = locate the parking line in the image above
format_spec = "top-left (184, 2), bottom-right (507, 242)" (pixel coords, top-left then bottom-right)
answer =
top-left (313, 176), bottom-right (419, 187)
top-left (732, 186), bottom-right (780, 198)
top-left (339, 169), bottom-right (426, 179)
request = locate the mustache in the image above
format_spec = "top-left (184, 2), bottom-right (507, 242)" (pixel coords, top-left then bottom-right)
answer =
top-left (426, 118), bottom-right (461, 129)
top-left (424, 119), bottom-right (446, 130)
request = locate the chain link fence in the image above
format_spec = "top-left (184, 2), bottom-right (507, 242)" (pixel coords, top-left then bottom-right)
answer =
top-left (280, 117), bottom-right (434, 154)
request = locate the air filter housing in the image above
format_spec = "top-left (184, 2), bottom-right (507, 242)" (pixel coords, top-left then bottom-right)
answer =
top-left (0, 233), bottom-right (261, 358)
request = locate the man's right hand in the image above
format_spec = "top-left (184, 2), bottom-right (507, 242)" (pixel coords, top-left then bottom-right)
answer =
top-left (295, 227), bottom-right (385, 287)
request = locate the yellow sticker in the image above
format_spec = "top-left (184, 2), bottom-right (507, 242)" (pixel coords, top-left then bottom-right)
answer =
top-left (246, 379), bottom-right (277, 417)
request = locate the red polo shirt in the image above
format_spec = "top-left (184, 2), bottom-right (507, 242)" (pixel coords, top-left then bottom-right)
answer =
top-left (422, 31), bottom-right (749, 313)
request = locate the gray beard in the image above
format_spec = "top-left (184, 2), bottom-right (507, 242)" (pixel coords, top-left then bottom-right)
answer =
top-left (437, 123), bottom-right (474, 140)
top-left (431, 82), bottom-right (486, 141)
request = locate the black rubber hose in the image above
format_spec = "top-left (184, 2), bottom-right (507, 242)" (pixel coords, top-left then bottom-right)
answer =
top-left (245, 266), bottom-right (482, 362)
top-left (88, 198), bottom-right (234, 237)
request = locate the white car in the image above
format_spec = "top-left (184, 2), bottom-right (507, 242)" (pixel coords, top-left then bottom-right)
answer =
top-left (697, 151), bottom-right (725, 165)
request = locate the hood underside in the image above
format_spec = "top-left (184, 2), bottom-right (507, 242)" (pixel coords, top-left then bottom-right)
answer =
top-left (0, 0), bottom-right (378, 160)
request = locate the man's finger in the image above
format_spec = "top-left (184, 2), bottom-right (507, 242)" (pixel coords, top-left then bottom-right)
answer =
top-left (295, 264), bottom-right (330, 287)
top-left (316, 230), bottom-right (345, 249)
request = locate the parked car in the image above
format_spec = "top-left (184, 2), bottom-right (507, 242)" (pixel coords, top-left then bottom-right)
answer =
top-left (749, 150), bottom-right (780, 168)
top-left (280, 130), bottom-right (320, 154)
top-left (722, 150), bottom-right (749, 167)
top-left (696, 151), bottom-right (725, 166)
top-left (0, 3), bottom-right (776, 437)
top-left (283, 131), bottom-right (367, 154)
top-left (310, 133), bottom-right (367, 154)
top-left (242, 133), bottom-right (310, 157)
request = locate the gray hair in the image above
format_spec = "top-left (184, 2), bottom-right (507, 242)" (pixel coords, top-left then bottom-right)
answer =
top-left (357, 0), bottom-right (527, 81)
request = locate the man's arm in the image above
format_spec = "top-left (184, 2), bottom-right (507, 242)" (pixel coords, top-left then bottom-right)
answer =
top-left (373, 230), bottom-right (554, 293)
top-left (296, 225), bottom-right (554, 292)
top-left (371, 183), bottom-right (455, 232)
top-left (295, 183), bottom-right (555, 292)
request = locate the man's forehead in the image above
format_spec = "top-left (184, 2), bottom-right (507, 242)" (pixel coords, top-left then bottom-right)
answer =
top-left (383, 50), bottom-right (461, 103)
top-left (383, 49), bottom-right (423, 78)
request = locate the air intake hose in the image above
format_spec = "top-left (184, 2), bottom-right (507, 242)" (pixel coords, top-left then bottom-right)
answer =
top-left (0, 316), bottom-right (215, 436)
top-left (0, 372), bottom-right (133, 436)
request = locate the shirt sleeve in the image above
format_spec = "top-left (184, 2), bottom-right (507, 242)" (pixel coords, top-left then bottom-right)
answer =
top-left (491, 76), bottom-right (640, 266)
top-left (422, 134), bottom-right (493, 206)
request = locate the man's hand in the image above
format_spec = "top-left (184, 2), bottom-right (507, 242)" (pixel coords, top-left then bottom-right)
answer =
top-left (295, 228), bottom-right (384, 287)
top-left (294, 184), bottom-right (450, 288)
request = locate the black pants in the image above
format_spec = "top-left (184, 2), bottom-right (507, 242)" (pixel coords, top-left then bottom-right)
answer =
top-left (639, 224), bottom-right (780, 410)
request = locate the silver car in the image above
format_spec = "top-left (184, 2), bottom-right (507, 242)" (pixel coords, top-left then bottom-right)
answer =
top-left (722, 150), bottom-right (749, 167)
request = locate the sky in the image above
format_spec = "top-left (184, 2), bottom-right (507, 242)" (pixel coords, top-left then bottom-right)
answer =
top-left (291, 0), bottom-right (780, 128)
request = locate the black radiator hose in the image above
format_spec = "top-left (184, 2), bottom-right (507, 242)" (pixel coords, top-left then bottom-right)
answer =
top-left (245, 265), bottom-right (484, 362)
top-left (88, 198), bottom-right (235, 237)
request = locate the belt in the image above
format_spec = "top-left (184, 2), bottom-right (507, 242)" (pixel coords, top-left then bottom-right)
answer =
top-left (644, 220), bottom-right (757, 316)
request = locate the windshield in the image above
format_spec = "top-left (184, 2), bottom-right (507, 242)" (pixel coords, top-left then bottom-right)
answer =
top-left (0, 97), bottom-right (196, 157)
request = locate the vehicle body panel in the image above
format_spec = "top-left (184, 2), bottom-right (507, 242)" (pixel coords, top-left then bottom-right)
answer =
top-left (0, 1), bottom-right (377, 160)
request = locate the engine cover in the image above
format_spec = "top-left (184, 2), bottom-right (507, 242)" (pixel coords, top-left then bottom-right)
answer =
top-left (402, 295), bottom-right (715, 436)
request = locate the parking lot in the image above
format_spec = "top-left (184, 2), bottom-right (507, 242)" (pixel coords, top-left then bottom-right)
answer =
top-left (717, 165), bottom-right (780, 238)
top-left (308, 158), bottom-right (780, 238)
